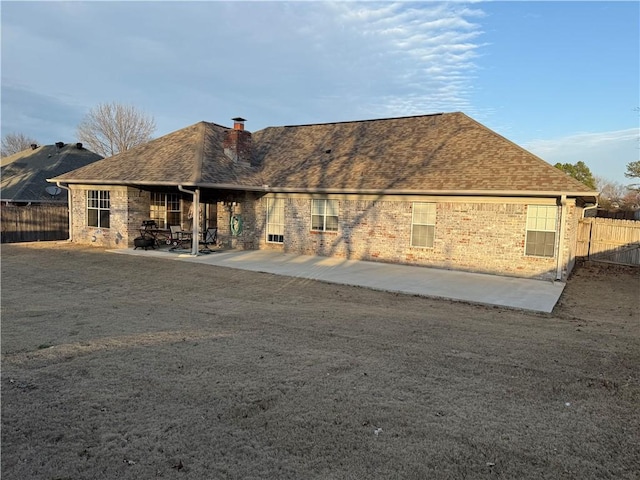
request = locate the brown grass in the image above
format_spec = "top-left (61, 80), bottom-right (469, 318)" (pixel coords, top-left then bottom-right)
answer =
top-left (1, 243), bottom-right (639, 479)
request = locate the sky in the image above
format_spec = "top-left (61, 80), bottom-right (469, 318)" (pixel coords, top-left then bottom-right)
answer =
top-left (1, 1), bottom-right (638, 187)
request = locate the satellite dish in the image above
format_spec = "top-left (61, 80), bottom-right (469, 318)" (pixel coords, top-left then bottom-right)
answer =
top-left (45, 186), bottom-right (62, 196)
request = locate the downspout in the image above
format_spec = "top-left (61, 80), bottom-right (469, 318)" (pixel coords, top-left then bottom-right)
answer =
top-left (178, 185), bottom-right (200, 256)
top-left (581, 198), bottom-right (599, 260)
top-left (56, 182), bottom-right (73, 242)
top-left (556, 195), bottom-right (567, 281)
top-left (581, 200), bottom-right (598, 219)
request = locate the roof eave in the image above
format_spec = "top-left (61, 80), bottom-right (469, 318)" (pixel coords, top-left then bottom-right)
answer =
top-left (1, 198), bottom-right (66, 203)
top-left (47, 178), bottom-right (599, 199)
top-left (263, 187), bottom-right (600, 198)
top-left (47, 178), bottom-right (267, 192)
top-left (48, 178), bottom-right (193, 186)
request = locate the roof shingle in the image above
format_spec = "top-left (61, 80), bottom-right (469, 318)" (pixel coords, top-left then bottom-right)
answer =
top-left (51, 112), bottom-right (596, 196)
top-left (251, 113), bottom-right (594, 193)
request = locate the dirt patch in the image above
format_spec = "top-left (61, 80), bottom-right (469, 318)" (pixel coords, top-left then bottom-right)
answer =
top-left (2, 242), bottom-right (639, 479)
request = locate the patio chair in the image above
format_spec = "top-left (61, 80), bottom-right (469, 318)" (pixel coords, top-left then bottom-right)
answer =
top-left (199, 227), bottom-right (218, 253)
top-left (168, 225), bottom-right (191, 250)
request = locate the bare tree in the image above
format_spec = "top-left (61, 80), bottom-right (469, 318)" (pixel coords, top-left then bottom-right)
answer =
top-left (76, 102), bottom-right (156, 158)
top-left (1, 132), bottom-right (39, 157)
top-left (595, 176), bottom-right (634, 210)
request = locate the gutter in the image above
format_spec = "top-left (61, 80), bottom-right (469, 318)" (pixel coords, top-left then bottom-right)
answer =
top-left (46, 178), bottom-right (265, 191)
top-left (582, 201), bottom-right (599, 219)
top-left (178, 185), bottom-right (200, 256)
top-left (46, 178), bottom-right (599, 199)
top-left (56, 182), bottom-right (73, 241)
top-left (260, 187), bottom-right (601, 198)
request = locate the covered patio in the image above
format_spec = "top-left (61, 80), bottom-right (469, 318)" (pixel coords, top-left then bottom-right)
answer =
top-left (131, 184), bottom-right (254, 256)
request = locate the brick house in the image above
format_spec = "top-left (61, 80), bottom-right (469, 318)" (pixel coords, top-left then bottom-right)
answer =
top-left (49, 113), bottom-right (597, 280)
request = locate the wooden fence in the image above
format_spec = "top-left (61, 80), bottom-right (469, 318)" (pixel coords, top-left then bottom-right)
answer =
top-left (576, 217), bottom-right (640, 266)
top-left (1, 204), bottom-right (69, 243)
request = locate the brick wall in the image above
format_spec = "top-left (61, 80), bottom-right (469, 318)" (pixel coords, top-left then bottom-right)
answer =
top-left (216, 192), bottom-right (261, 250)
top-left (251, 195), bottom-right (578, 280)
top-left (69, 185), bottom-right (150, 248)
top-left (222, 130), bottom-right (252, 165)
top-left (66, 186), bottom-right (580, 280)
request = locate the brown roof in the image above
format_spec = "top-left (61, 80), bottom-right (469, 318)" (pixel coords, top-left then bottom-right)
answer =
top-left (251, 113), bottom-right (594, 194)
top-left (53, 122), bottom-right (256, 186)
top-left (51, 112), bottom-right (596, 196)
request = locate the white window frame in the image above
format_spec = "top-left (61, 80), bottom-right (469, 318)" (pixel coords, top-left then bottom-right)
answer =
top-left (150, 193), bottom-right (180, 228)
top-left (525, 205), bottom-right (558, 257)
top-left (87, 190), bottom-right (110, 228)
top-left (266, 198), bottom-right (285, 243)
top-left (311, 199), bottom-right (339, 232)
top-left (411, 202), bottom-right (436, 248)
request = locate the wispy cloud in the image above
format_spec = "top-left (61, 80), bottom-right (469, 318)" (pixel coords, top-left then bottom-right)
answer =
top-left (526, 129), bottom-right (639, 152)
top-left (326, 2), bottom-right (486, 117)
top-left (2, 1), bottom-right (487, 140)
top-left (524, 129), bottom-right (640, 184)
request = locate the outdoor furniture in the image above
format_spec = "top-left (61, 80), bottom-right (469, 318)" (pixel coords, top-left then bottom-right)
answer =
top-left (134, 236), bottom-right (154, 250)
top-left (199, 227), bottom-right (218, 253)
top-left (168, 225), bottom-right (193, 250)
top-left (136, 220), bottom-right (158, 250)
top-left (139, 220), bottom-right (170, 248)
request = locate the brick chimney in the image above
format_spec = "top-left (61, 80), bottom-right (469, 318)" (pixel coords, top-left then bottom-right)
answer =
top-left (223, 117), bottom-right (252, 165)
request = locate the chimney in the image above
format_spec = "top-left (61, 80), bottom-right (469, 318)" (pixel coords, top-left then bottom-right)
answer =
top-left (76, 142), bottom-right (83, 149)
top-left (223, 117), bottom-right (252, 165)
top-left (55, 142), bottom-right (64, 149)
top-left (232, 117), bottom-right (246, 131)
top-left (30, 144), bottom-right (38, 150)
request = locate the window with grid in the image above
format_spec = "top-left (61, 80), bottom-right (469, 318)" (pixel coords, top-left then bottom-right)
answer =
top-left (411, 202), bottom-right (436, 248)
top-left (150, 193), bottom-right (180, 228)
top-left (87, 190), bottom-right (110, 228)
top-left (525, 205), bottom-right (557, 257)
top-left (266, 198), bottom-right (285, 243)
top-left (311, 199), bottom-right (338, 232)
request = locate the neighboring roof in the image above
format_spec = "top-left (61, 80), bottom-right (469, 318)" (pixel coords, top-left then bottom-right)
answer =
top-left (1, 144), bottom-right (103, 203)
top-left (50, 112), bottom-right (597, 198)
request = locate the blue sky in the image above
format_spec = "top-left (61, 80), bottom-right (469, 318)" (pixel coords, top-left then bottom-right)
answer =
top-left (2, 1), bottom-right (638, 187)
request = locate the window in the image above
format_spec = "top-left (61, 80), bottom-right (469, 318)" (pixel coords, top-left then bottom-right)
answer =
top-left (525, 205), bottom-right (557, 257)
top-left (87, 190), bottom-right (110, 228)
top-left (411, 202), bottom-right (436, 248)
top-left (150, 193), bottom-right (180, 228)
top-left (311, 199), bottom-right (338, 231)
top-left (266, 198), bottom-right (285, 243)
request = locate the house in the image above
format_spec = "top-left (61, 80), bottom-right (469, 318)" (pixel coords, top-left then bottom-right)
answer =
top-left (1, 142), bottom-right (103, 242)
top-left (49, 113), bottom-right (598, 280)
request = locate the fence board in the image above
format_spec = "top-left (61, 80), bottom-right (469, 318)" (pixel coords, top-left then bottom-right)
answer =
top-left (577, 217), bottom-right (640, 266)
top-left (1, 204), bottom-right (69, 243)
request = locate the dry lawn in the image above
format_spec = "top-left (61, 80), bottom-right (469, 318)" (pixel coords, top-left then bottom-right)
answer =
top-left (1, 242), bottom-right (639, 479)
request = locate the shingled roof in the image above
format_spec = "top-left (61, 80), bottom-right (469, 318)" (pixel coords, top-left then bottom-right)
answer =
top-left (251, 113), bottom-right (595, 194)
top-left (53, 122), bottom-right (257, 187)
top-left (2, 143), bottom-right (102, 202)
top-left (51, 112), bottom-right (597, 197)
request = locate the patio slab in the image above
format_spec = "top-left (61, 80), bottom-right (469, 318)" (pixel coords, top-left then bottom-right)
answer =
top-left (110, 248), bottom-right (565, 313)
